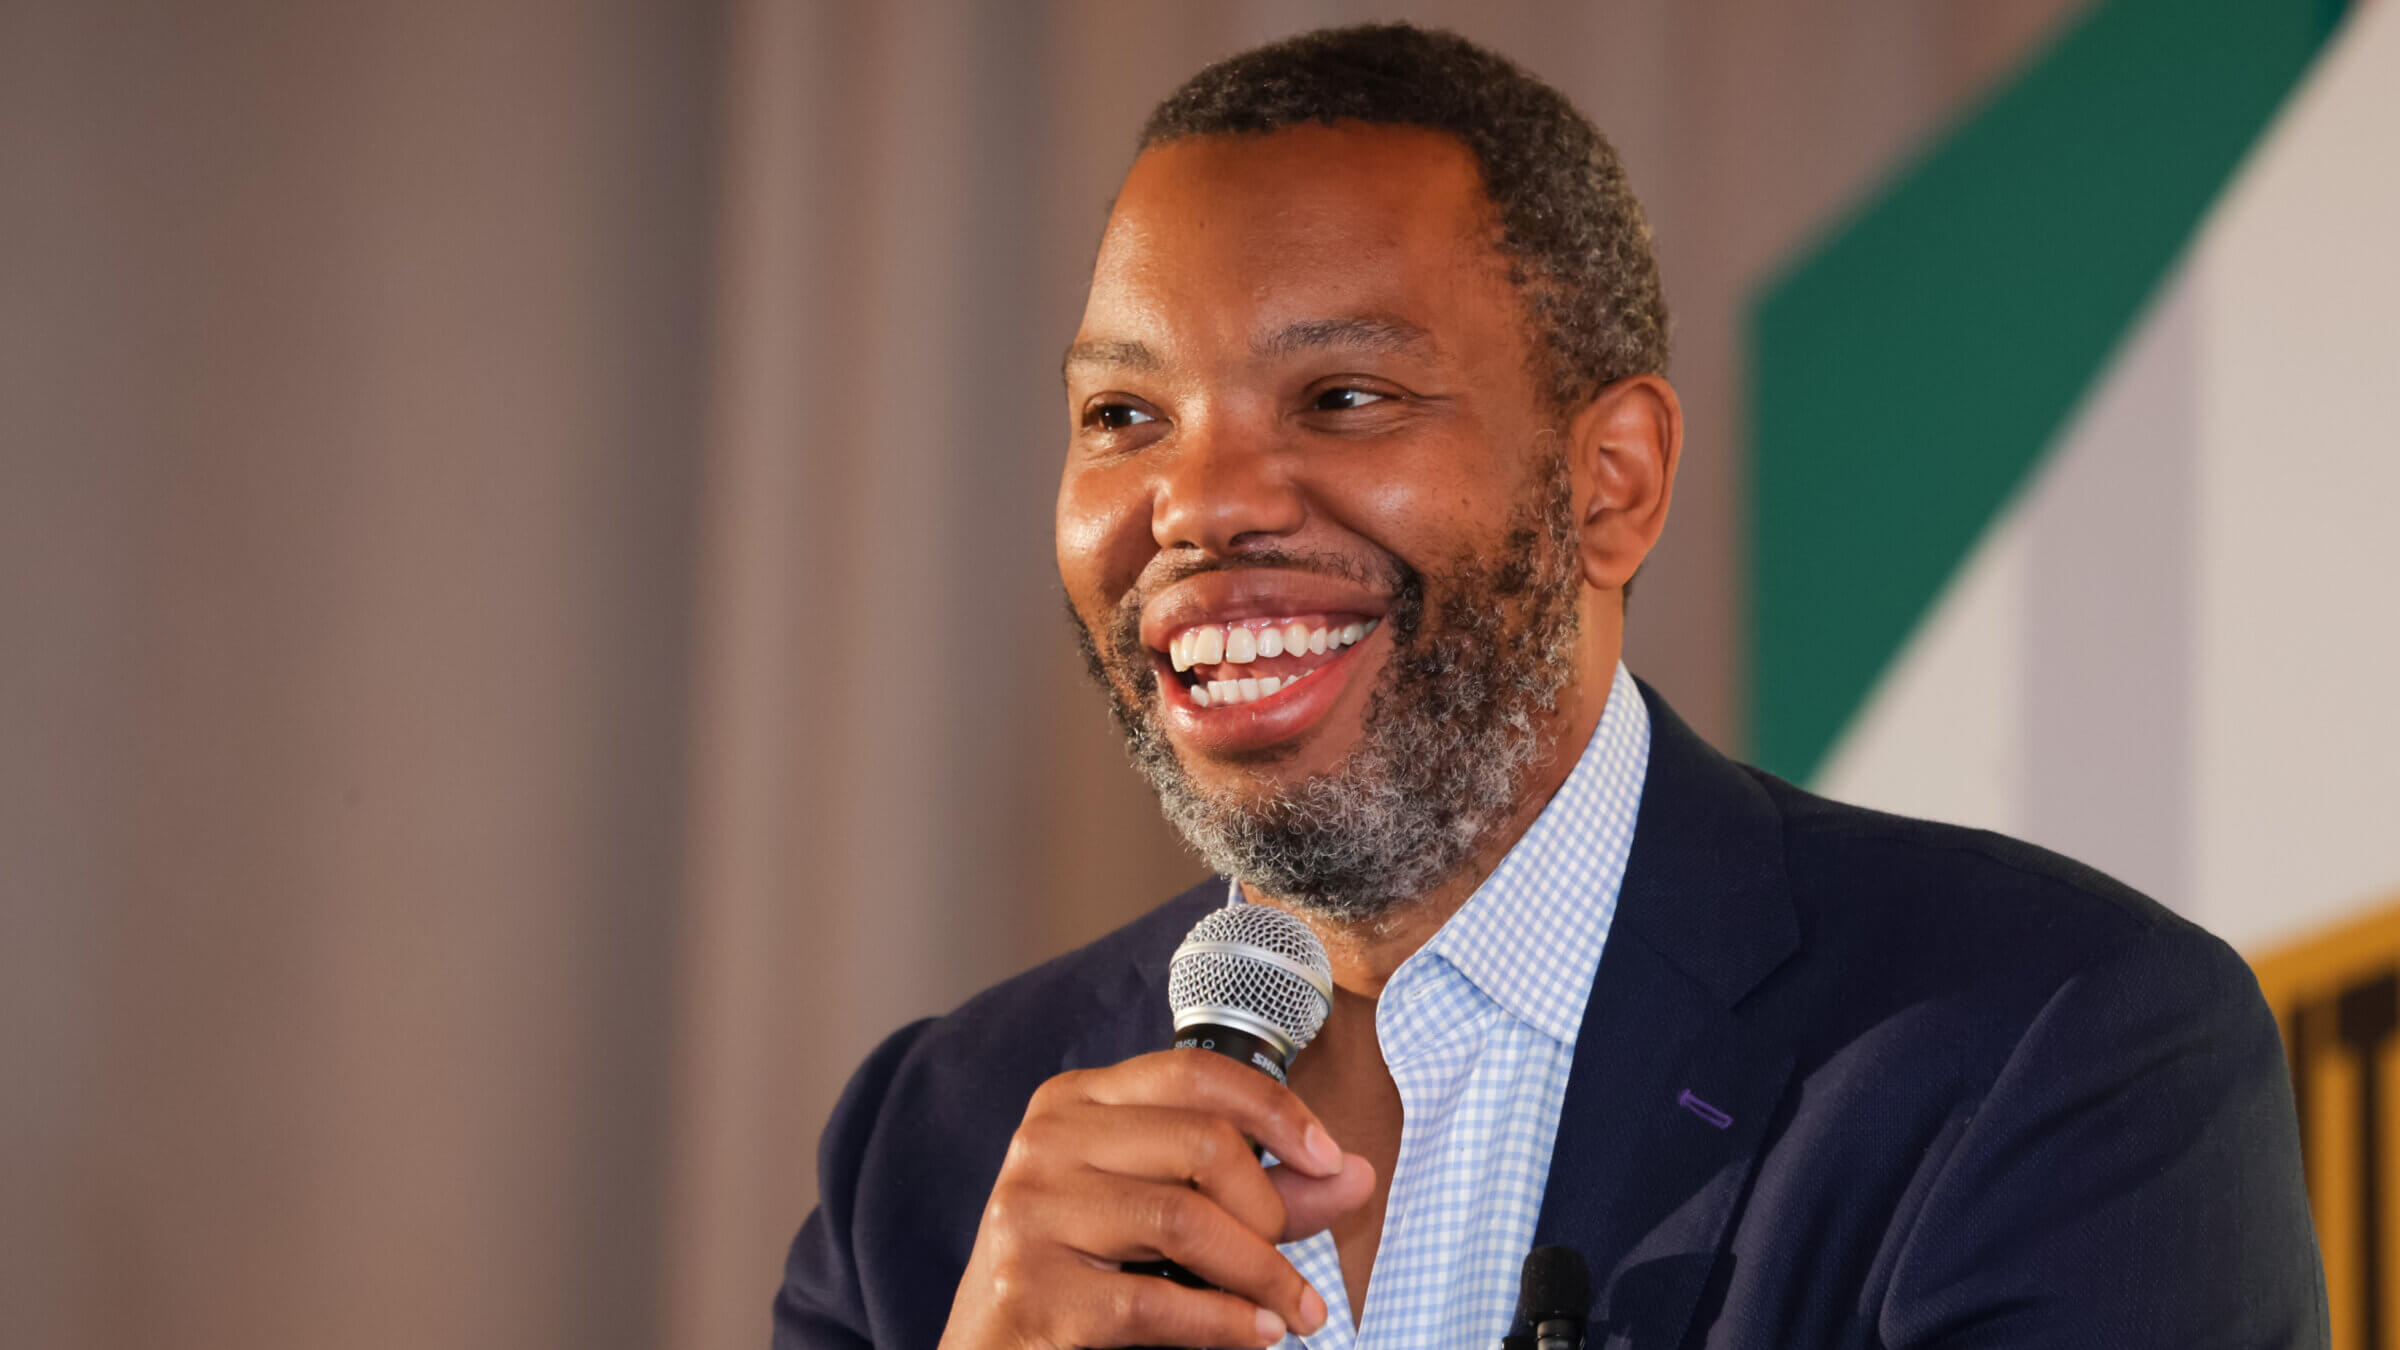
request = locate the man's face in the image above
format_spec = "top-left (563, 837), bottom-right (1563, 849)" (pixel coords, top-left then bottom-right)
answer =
top-left (1057, 123), bottom-right (1589, 919)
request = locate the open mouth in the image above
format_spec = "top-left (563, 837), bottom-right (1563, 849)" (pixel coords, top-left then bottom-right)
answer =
top-left (1156, 613), bottom-right (1380, 708)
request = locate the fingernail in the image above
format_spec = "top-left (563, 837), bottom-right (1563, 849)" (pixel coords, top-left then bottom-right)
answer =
top-left (1255, 1307), bottom-right (1287, 1345)
top-left (1300, 1286), bottom-right (1327, 1333)
top-left (1302, 1123), bottom-right (1340, 1172)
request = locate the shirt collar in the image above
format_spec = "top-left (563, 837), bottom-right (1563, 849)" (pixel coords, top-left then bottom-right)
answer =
top-left (1230, 662), bottom-right (1652, 1046)
top-left (1422, 662), bottom-right (1648, 1043)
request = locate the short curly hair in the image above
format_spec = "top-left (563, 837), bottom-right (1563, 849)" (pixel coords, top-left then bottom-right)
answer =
top-left (1141, 23), bottom-right (1670, 411)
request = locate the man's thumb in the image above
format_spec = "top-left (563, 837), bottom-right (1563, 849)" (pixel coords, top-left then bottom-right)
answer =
top-left (1269, 1153), bottom-right (1376, 1240)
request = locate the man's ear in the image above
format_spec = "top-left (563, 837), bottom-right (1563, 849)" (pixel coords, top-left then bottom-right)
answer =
top-left (1568, 373), bottom-right (1682, 594)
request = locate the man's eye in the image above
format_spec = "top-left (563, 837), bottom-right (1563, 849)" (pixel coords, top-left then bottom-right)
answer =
top-left (1087, 402), bottom-right (1157, 431)
top-left (1313, 387), bottom-right (1390, 411)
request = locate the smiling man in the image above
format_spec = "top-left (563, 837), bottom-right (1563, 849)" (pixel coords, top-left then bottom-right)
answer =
top-left (776, 24), bottom-right (2322, 1350)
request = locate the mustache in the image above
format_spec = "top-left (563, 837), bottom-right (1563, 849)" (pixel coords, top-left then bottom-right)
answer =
top-left (1133, 546), bottom-right (1394, 599)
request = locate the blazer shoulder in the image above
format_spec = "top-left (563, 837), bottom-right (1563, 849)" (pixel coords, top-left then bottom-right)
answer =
top-left (847, 877), bottom-right (1224, 1144)
top-left (777, 880), bottom-right (1224, 1350)
top-left (911, 878), bottom-right (1220, 1059)
top-left (1750, 769), bottom-right (2235, 998)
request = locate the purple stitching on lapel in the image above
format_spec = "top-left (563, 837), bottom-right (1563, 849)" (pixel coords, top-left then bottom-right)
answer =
top-left (1677, 1089), bottom-right (1733, 1129)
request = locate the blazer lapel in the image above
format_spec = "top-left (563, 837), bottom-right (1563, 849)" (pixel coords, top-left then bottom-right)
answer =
top-left (1534, 683), bottom-right (1800, 1350)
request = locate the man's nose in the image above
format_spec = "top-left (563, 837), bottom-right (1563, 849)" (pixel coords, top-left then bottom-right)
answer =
top-left (1150, 415), bottom-right (1305, 554)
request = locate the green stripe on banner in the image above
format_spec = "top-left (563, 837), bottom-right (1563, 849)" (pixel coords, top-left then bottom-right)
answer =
top-left (1747, 0), bottom-right (2345, 782)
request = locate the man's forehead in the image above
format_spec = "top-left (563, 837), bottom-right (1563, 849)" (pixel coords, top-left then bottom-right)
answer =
top-left (1100, 123), bottom-right (1491, 253)
top-left (1070, 125), bottom-right (1502, 371)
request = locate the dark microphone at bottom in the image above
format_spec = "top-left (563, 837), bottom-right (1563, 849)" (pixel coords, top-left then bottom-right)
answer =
top-left (1502, 1244), bottom-right (1593, 1350)
top-left (1124, 905), bottom-right (1336, 1301)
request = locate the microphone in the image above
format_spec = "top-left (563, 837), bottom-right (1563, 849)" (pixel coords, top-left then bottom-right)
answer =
top-left (1127, 903), bottom-right (1335, 1293)
top-left (1502, 1245), bottom-right (1592, 1350)
top-left (1167, 903), bottom-right (1336, 1081)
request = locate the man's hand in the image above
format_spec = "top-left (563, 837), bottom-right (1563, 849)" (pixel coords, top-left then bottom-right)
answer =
top-left (938, 1050), bottom-right (1376, 1350)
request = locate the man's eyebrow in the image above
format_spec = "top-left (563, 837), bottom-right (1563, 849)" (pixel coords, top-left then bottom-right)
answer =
top-left (1061, 319), bottom-right (1433, 380)
top-left (1254, 317), bottom-right (1435, 360)
top-left (1062, 338), bottom-right (1160, 378)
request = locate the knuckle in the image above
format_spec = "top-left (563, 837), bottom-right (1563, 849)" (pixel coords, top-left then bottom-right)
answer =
top-left (1027, 1071), bottom-right (1076, 1113)
top-left (982, 1178), bottom-right (1035, 1237)
top-left (1001, 1130), bottom-right (1038, 1172)
top-left (1115, 1278), bottom-right (1162, 1332)
top-left (1147, 1189), bottom-right (1199, 1247)
top-left (1010, 1113), bottom-right (1068, 1163)
top-left (1187, 1117), bottom-right (1226, 1170)
top-left (987, 1263), bottom-right (1024, 1309)
top-left (1203, 1118), bottom-right (1254, 1181)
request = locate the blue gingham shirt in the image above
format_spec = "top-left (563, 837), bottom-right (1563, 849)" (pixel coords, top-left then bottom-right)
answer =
top-left (1244, 662), bottom-right (1650, 1350)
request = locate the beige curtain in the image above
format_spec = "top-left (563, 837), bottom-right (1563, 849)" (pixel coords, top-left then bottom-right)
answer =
top-left (0, 2), bottom-right (2078, 1346)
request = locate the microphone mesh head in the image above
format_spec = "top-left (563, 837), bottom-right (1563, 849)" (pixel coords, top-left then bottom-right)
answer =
top-left (1168, 905), bottom-right (1334, 1054)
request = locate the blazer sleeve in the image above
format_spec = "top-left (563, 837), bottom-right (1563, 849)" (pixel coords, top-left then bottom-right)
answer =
top-left (773, 1016), bottom-right (940, 1350)
top-left (1878, 924), bottom-right (2328, 1349)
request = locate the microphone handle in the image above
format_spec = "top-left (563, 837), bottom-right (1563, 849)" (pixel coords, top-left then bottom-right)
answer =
top-left (1121, 1256), bottom-right (1216, 1287)
top-left (1127, 1022), bottom-right (1293, 1335)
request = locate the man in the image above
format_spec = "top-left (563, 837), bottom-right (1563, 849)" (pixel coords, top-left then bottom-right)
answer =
top-left (777, 24), bottom-right (2323, 1350)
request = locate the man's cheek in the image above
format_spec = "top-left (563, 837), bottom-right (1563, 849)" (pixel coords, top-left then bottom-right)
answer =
top-left (1054, 479), bottom-right (1150, 594)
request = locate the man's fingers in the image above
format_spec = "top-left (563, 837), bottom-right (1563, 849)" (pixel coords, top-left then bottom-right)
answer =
top-left (1059, 1105), bottom-right (1289, 1239)
top-left (1269, 1153), bottom-right (1377, 1241)
top-left (1065, 1270), bottom-right (1291, 1350)
top-left (1046, 1173), bottom-right (1323, 1335)
top-left (950, 1059), bottom-right (1348, 1350)
top-left (1072, 1051), bottom-right (1349, 1177)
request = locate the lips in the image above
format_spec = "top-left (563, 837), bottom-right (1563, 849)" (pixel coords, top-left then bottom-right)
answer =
top-left (1138, 569), bottom-right (1392, 750)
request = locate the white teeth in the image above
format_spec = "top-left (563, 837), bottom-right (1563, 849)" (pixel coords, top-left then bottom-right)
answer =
top-left (1189, 667), bottom-right (1323, 707)
top-left (1171, 615), bottom-right (1379, 703)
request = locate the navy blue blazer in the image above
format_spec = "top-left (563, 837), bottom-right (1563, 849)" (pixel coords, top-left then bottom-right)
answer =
top-left (777, 684), bottom-right (2326, 1348)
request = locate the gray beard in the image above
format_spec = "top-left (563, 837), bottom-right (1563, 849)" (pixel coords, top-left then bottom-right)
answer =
top-left (1073, 455), bottom-right (1583, 926)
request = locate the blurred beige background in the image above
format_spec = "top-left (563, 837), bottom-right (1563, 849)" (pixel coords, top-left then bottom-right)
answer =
top-left (3, 2), bottom-right (2081, 1346)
